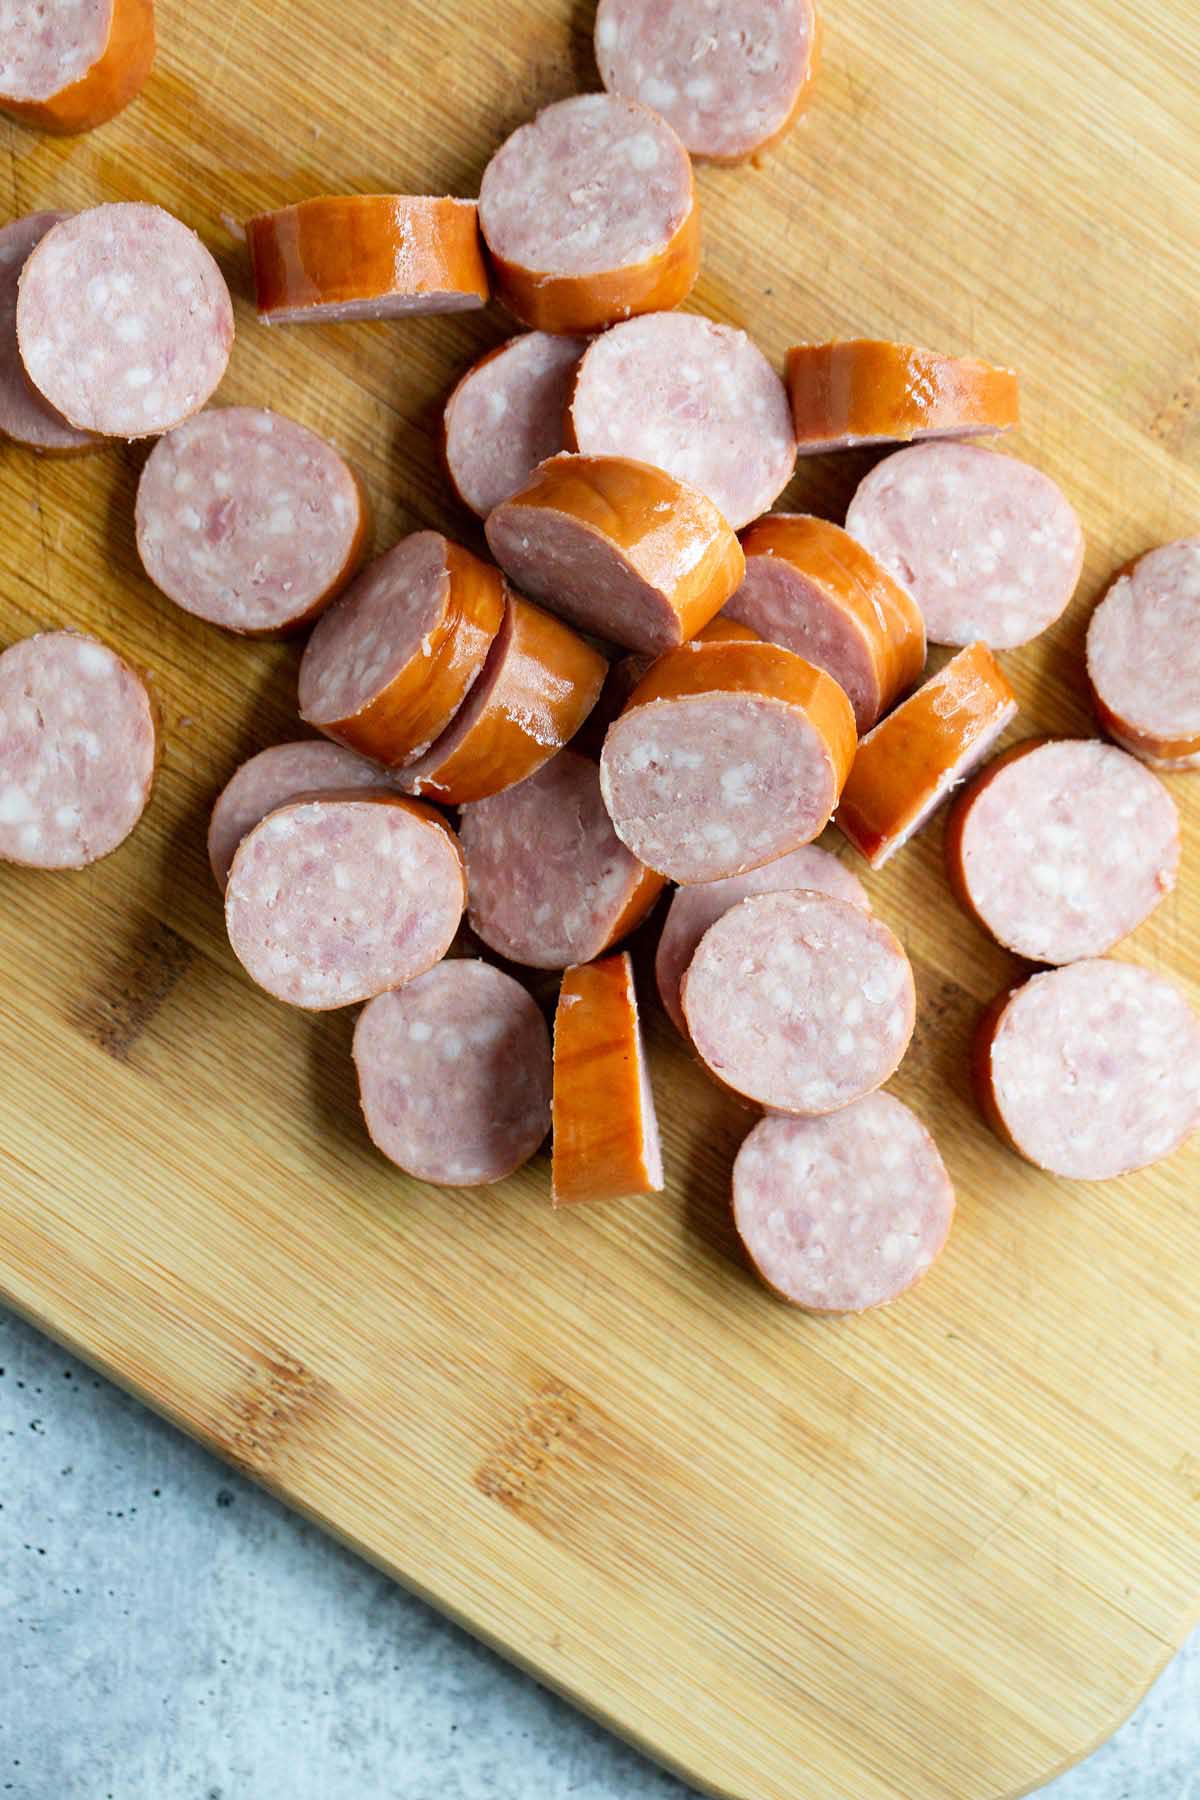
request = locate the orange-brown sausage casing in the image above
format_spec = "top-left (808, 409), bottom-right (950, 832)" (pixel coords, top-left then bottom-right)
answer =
top-left (787, 340), bottom-right (1019, 450)
top-left (552, 952), bottom-right (662, 1207)
top-left (0, 0), bottom-right (155, 134)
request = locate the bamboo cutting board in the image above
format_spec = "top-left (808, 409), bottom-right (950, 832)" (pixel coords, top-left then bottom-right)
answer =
top-left (1, 1), bottom-right (1198, 1796)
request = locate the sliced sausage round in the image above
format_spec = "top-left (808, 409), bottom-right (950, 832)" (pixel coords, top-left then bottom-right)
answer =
top-left (246, 195), bottom-right (488, 324)
top-left (976, 960), bottom-right (1200, 1180)
top-left (298, 531), bottom-right (504, 767)
top-left (682, 890), bottom-right (915, 1114)
top-left (354, 960), bottom-right (552, 1186)
top-left (845, 442), bottom-right (1083, 649)
top-left (567, 312), bottom-right (796, 530)
top-left (207, 740), bottom-right (389, 890)
top-left (0, 213), bottom-right (97, 453)
top-left (1086, 538), bottom-right (1200, 770)
top-left (485, 453), bottom-right (745, 655)
top-left (0, 631), bottom-right (155, 868)
top-left (836, 641), bottom-right (1018, 869)
top-left (459, 748), bottom-right (664, 970)
top-left (17, 203), bottom-right (233, 438)
top-left (787, 340), bottom-right (1019, 453)
top-left (224, 793), bottom-right (465, 1010)
top-left (946, 738), bottom-right (1179, 964)
top-left (0, 0), bottom-right (154, 135)
top-left (135, 407), bottom-right (370, 635)
top-left (443, 332), bottom-right (587, 518)
top-left (595, 0), bottom-right (820, 163)
top-left (552, 950), bottom-right (663, 1206)
top-left (599, 640), bottom-right (856, 883)
top-left (726, 513), bottom-right (926, 732)
top-left (400, 592), bottom-right (606, 806)
top-left (478, 94), bottom-right (699, 335)
top-left (655, 843), bottom-right (869, 1035)
top-left (733, 1094), bottom-right (955, 1312)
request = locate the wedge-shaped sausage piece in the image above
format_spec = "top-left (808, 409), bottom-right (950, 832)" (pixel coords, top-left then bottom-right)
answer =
top-left (207, 740), bottom-right (389, 890)
top-left (443, 332), bottom-right (587, 518)
top-left (0, 213), bottom-right (97, 453)
top-left (459, 749), bottom-right (664, 970)
top-left (0, 631), bottom-right (155, 868)
top-left (1086, 538), bottom-right (1200, 769)
top-left (946, 738), bottom-right (1179, 964)
top-left (225, 793), bottom-right (464, 1011)
top-left (552, 951), bottom-right (663, 1206)
top-left (298, 531), bottom-right (504, 767)
top-left (600, 640), bottom-right (855, 883)
top-left (401, 592), bottom-right (606, 805)
top-left (836, 642), bottom-right (1017, 870)
top-left (846, 442), bottom-right (1082, 649)
top-left (682, 891), bottom-right (914, 1114)
top-left (478, 95), bottom-right (698, 334)
top-left (486, 453), bottom-right (744, 655)
top-left (788, 341), bottom-right (1018, 453)
top-left (975, 961), bottom-right (1200, 1180)
top-left (733, 1095), bottom-right (954, 1312)
top-left (354, 961), bottom-right (551, 1187)
top-left (595, 0), bottom-right (820, 163)
top-left (17, 203), bottom-right (233, 439)
top-left (0, 0), bottom-right (154, 135)
top-left (568, 313), bottom-right (796, 531)
top-left (246, 195), bottom-right (488, 324)
top-left (726, 513), bottom-right (925, 732)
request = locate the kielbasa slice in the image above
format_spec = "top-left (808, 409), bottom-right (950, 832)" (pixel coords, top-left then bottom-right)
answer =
top-left (0, 0), bottom-right (154, 135)
top-left (788, 340), bottom-right (1018, 453)
top-left (552, 950), bottom-right (663, 1206)
top-left (443, 332), bottom-right (587, 518)
top-left (1086, 538), bottom-right (1200, 770)
top-left (0, 213), bottom-right (97, 453)
top-left (207, 740), bottom-right (389, 890)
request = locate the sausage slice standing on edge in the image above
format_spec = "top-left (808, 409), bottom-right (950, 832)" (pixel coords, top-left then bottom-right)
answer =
top-left (0, 0), bottom-right (154, 135)
top-left (552, 951), bottom-right (663, 1207)
top-left (478, 94), bottom-right (699, 335)
top-left (443, 332), bottom-right (587, 518)
top-left (845, 441), bottom-right (1083, 649)
top-left (0, 214), bottom-right (98, 453)
top-left (0, 631), bottom-right (156, 869)
top-left (733, 1095), bottom-right (955, 1313)
top-left (975, 960), bottom-right (1200, 1180)
top-left (136, 407), bottom-right (370, 635)
top-left (298, 531), bottom-right (504, 767)
top-left (207, 741), bottom-right (391, 891)
top-left (399, 592), bottom-right (606, 806)
top-left (594, 0), bottom-right (820, 164)
top-left (354, 961), bottom-right (552, 1187)
top-left (655, 843), bottom-right (869, 1036)
top-left (567, 312), bottom-right (796, 531)
top-left (485, 454), bottom-right (745, 655)
top-left (836, 641), bottom-right (1017, 870)
top-left (788, 341), bottom-right (1019, 453)
top-left (246, 195), bottom-right (489, 324)
top-left (459, 749), bottom-right (665, 971)
top-left (1086, 538), bottom-right (1200, 769)
top-left (599, 639), bottom-right (856, 884)
top-left (224, 792), bottom-right (465, 1011)
top-left (681, 891), bottom-right (915, 1115)
top-left (945, 738), bottom-right (1179, 964)
top-left (726, 513), bottom-right (926, 732)
top-left (17, 203), bottom-right (233, 439)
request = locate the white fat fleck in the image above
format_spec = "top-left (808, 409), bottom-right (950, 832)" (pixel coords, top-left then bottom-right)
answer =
top-left (173, 470), bottom-right (195, 495)
top-left (212, 468), bottom-right (233, 494)
top-left (111, 272), bottom-right (134, 298)
top-left (87, 276), bottom-right (110, 311)
top-left (267, 506), bottom-right (295, 535)
top-left (0, 786), bottom-right (33, 824)
top-left (836, 1029), bottom-right (856, 1056)
top-left (125, 365), bottom-right (155, 389)
top-left (1031, 862), bottom-right (1062, 895)
top-left (179, 506), bottom-right (203, 531)
top-left (719, 762), bottom-right (755, 806)
top-left (439, 1029), bottom-right (464, 1060)
top-left (75, 641), bottom-right (111, 677)
top-left (626, 739), bottom-right (658, 773)
top-left (332, 863), bottom-right (353, 891)
top-left (487, 389), bottom-right (509, 421)
top-left (81, 731), bottom-right (102, 760)
top-left (685, 75), bottom-right (716, 101)
top-left (627, 132), bottom-right (661, 171)
top-left (54, 805), bottom-right (80, 829)
top-left (18, 823), bottom-right (41, 852)
top-left (115, 314), bottom-right (146, 344)
top-left (253, 414), bottom-right (275, 434)
top-left (595, 11), bottom-right (618, 49)
top-left (408, 1019), bottom-right (433, 1043)
top-left (641, 76), bottom-right (678, 108)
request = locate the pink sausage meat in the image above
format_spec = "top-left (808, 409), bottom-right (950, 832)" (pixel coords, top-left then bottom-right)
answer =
top-left (0, 631), bottom-right (155, 868)
top-left (655, 843), bottom-right (869, 1035)
top-left (733, 1094), bottom-right (955, 1313)
top-left (136, 407), bottom-right (368, 634)
top-left (845, 442), bottom-right (1084, 649)
top-left (17, 203), bottom-right (234, 439)
top-left (207, 740), bottom-right (388, 890)
top-left (1086, 538), bottom-right (1200, 769)
top-left (354, 960), bottom-right (552, 1186)
top-left (444, 333), bottom-right (586, 518)
top-left (0, 213), bottom-right (96, 452)
top-left (682, 890), bottom-right (915, 1113)
top-left (568, 313), bottom-right (796, 530)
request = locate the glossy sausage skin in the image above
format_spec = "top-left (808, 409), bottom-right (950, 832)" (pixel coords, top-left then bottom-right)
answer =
top-left (787, 340), bottom-right (1019, 452)
top-left (0, 0), bottom-right (155, 135)
top-left (552, 951), bottom-right (663, 1207)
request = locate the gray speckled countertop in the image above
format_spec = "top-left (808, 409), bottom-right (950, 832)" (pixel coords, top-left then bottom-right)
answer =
top-left (2, 1306), bottom-right (1196, 1800)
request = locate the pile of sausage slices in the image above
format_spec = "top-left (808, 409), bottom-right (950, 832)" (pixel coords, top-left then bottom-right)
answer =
top-left (2, 0), bottom-right (1198, 1317)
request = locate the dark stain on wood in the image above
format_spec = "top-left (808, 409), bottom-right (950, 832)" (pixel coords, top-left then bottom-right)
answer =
top-left (69, 918), bottom-right (195, 1061)
top-left (475, 1378), bottom-right (586, 1515)
top-left (222, 1351), bottom-right (327, 1480)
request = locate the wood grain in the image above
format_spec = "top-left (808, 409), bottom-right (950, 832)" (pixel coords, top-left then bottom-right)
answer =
top-left (1, 2), bottom-right (1198, 1797)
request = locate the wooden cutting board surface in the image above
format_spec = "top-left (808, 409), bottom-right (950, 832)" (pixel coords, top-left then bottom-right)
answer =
top-left (1, 2), bottom-right (1198, 1796)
